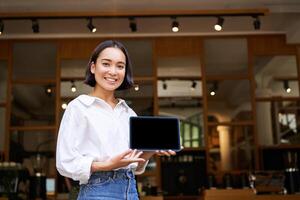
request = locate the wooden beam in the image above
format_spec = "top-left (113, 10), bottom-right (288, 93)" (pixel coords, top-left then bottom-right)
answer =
top-left (273, 76), bottom-right (298, 81)
top-left (207, 121), bottom-right (254, 126)
top-left (206, 74), bottom-right (248, 81)
top-left (12, 78), bottom-right (56, 85)
top-left (0, 8), bottom-right (269, 19)
top-left (256, 96), bottom-right (300, 101)
top-left (10, 125), bottom-right (56, 131)
top-left (158, 76), bottom-right (202, 80)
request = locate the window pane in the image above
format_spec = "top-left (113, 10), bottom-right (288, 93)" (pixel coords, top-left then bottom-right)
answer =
top-left (256, 100), bottom-right (300, 145)
top-left (121, 40), bottom-right (153, 77)
top-left (0, 107), bottom-right (5, 151)
top-left (204, 38), bottom-right (248, 76)
top-left (0, 60), bottom-right (7, 102)
top-left (11, 84), bottom-right (56, 126)
top-left (208, 125), bottom-right (255, 172)
top-left (13, 42), bottom-right (57, 79)
top-left (207, 79), bottom-right (252, 122)
top-left (116, 81), bottom-right (154, 116)
top-left (254, 56), bottom-right (299, 97)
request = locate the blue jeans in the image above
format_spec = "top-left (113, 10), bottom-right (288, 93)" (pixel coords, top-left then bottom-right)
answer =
top-left (77, 169), bottom-right (139, 200)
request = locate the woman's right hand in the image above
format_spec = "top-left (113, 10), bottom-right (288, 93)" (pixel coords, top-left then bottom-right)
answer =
top-left (91, 149), bottom-right (145, 172)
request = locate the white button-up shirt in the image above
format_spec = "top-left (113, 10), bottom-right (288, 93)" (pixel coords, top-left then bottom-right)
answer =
top-left (56, 94), bottom-right (146, 184)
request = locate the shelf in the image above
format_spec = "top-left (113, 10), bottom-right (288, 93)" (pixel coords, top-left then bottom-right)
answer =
top-left (259, 144), bottom-right (300, 150)
top-left (182, 147), bottom-right (206, 152)
top-left (207, 121), bottom-right (254, 126)
top-left (273, 76), bottom-right (298, 81)
top-left (61, 77), bottom-right (84, 81)
top-left (206, 74), bottom-right (249, 81)
top-left (256, 96), bottom-right (300, 101)
top-left (12, 78), bottom-right (56, 85)
top-left (158, 96), bottom-right (202, 100)
top-left (158, 76), bottom-right (202, 81)
top-left (10, 125), bottom-right (56, 131)
top-left (134, 76), bottom-right (155, 82)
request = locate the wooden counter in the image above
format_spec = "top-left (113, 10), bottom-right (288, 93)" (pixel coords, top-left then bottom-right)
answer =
top-left (204, 189), bottom-right (300, 200)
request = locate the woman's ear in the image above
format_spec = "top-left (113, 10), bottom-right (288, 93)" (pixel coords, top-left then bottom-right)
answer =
top-left (90, 62), bottom-right (95, 74)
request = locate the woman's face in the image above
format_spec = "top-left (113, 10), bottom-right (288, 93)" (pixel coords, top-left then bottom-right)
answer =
top-left (91, 47), bottom-right (126, 92)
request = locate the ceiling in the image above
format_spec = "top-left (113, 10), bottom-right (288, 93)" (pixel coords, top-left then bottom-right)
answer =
top-left (3, 0), bottom-right (300, 122)
top-left (1, 0), bottom-right (300, 13)
top-left (0, 0), bottom-right (300, 43)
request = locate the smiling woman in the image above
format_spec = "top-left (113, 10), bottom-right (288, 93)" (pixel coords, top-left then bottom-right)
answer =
top-left (56, 40), bottom-right (176, 200)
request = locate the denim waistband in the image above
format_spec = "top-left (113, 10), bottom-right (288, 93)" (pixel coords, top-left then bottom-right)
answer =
top-left (90, 168), bottom-right (134, 181)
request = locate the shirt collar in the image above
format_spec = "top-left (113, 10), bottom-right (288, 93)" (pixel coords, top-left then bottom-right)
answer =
top-left (77, 94), bottom-right (130, 111)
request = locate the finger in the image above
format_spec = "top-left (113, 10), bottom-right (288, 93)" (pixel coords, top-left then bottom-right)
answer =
top-left (119, 149), bottom-right (133, 159)
top-left (159, 150), bottom-right (170, 156)
top-left (128, 149), bottom-right (137, 159)
top-left (133, 151), bottom-right (143, 159)
top-left (168, 150), bottom-right (176, 156)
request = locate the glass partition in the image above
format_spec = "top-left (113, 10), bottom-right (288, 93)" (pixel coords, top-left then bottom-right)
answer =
top-left (11, 84), bottom-right (56, 126)
top-left (256, 100), bottom-right (300, 145)
top-left (0, 107), bottom-right (5, 152)
top-left (116, 81), bottom-right (154, 116)
top-left (254, 56), bottom-right (299, 98)
top-left (121, 40), bottom-right (153, 77)
top-left (204, 38), bottom-right (248, 76)
top-left (206, 79), bottom-right (252, 122)
top-left (0, 61), bottom-right (7, 102)
top-left (208, 125), bottom-right (255, 172)
top-left (13, 42), bottom-right (57, 79)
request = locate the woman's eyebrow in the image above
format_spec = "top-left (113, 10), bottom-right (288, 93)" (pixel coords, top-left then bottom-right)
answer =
top-left (101, 58), bottom-right (125, 65)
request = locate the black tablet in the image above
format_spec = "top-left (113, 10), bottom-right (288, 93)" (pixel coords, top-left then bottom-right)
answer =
top-left (129, 116), bottom-right (181, 151)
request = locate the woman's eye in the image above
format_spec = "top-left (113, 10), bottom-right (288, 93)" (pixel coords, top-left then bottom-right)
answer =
top-left (102, 63), bottom-right (110, 67)
top-left (118, 65), bottom-right (125, 69)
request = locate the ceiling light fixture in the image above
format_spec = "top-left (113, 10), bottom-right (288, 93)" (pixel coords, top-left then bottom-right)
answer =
top-left (32, 19), bottom-right (39, 33)
top-left (191, 80), bottom-right (197, 91)
top-left (129, 17), bottom-right (137, 32)
top-left (210, 81), bottom-right (218, 96)
top-left (253, 16), bottom-right (261, 30)
top-left (61, 103), bottom-right (68, 110)
top-left (71, 80), bottom-right (77, 93)
top-left (214, 17), bottom-right (224, 31)
top-left (162, 80), bottom-right (167, 90)
top-left (87, 18), bottom-right (97, 33)
top-left (171, 17), bottom-right (179, 32)
top-left (0, 20), bottom-right (4, 35)
top-left (134, 84), bottom-right (139, 91)
top-left (45, 85), bottom-right (52, 97)
top-left (283, 80), bottom-right (291, 93)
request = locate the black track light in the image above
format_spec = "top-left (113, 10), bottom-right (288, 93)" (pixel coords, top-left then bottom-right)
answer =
top-left (45, 85), bottom-right (52, 97)
top-left (71, 80), bottom-right (77, 93)
top-left (87, 18), bottom-right (97, 33)
top-left (214, 17), bottom-right (224, 31)
top-left (210, 81), bottom-right (218, 96)
top-left (162, 80), bottom-right (167, 90)
top-left (171, 17), bottom-right (179, 32)
top-left (129, 17), bottom-right (137, 32)
top-left (191, 80), bottom-right (197, 91)
top-left (32, 19), bottom-right (39, 33)
top-left (283, 80), bottom-right (291, 93)
top-left (0, 20), bottom-right (4, 35)
top-left (253, 16), bottom-right (261, 30)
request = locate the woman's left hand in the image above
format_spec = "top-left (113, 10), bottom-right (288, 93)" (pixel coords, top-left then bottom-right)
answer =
top-left (155, 150), bottom-right (177, 157)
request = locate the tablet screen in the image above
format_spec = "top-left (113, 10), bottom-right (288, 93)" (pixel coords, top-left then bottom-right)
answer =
top-left (129, 116), bottom-right (181, 151)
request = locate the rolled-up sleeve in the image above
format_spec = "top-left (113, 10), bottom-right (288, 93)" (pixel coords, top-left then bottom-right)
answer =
top-left (56, 103), bottom-right (94, 184)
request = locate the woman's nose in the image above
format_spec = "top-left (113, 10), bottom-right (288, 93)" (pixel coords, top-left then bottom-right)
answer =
top-left (108, 66), bottom-right (117, 75)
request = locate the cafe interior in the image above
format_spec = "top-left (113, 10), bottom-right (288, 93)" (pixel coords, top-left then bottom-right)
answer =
top-left (0, 0), bottom-right (300, 200)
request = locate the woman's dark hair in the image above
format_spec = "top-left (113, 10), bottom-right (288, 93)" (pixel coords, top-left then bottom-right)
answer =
top-left (84, 40), bottom-right (134, 90)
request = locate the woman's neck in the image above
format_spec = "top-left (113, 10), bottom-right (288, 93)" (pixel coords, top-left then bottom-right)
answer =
top-left (90, 86), bottom-right (118, 107)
